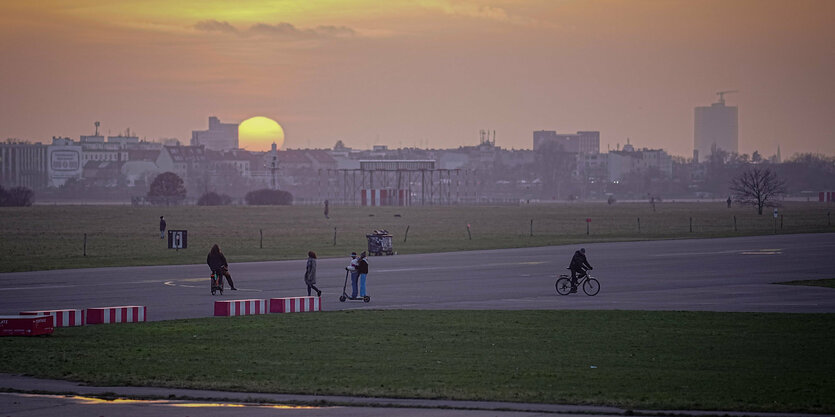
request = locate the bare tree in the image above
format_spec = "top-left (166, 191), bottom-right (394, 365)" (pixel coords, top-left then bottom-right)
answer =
top-left (730, 167), bottom-right (786, 215)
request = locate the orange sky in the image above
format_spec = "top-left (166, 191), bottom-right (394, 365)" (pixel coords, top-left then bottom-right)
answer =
top-left (1, 0), bottom-right (833, 157)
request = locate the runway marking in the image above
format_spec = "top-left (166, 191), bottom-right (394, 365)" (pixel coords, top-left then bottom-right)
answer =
top-left (378, 261), bottom-right (545, 273)
top-left (740, 249), bottom-right (782, 255)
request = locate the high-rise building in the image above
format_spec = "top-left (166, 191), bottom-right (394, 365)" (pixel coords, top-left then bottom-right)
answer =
top-left (694, 94), bottom-right (738, 162)
top-left (191, 116), bottom-right (238, 151)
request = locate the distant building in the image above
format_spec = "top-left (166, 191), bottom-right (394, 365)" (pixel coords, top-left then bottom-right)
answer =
top-left (608, 142), bottom-right (672, 182)
top-left (0, 140), bottom-right (49, 189)
top-left (694, 96), bottom-right (738, 161)
top-left (191, 116), bottom-right (238, 151)
top-left (47, 137), bottom-right (83, 187)
top-left (533, 130), bottom-right (599, 154)
top-left (156, 145), bottom-right (207, 180)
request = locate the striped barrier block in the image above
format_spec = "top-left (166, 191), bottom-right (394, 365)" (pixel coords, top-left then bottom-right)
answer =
top-left (214, 299), bottom-right (267, 317)
top-left (86, 306), bottom-right (146, 325)
top-left (0, 315), bottom-right (54, 336)
top-left (269, 296), bottom-right (321, 314)
top-left (20, 309), bottom-right (85, 327)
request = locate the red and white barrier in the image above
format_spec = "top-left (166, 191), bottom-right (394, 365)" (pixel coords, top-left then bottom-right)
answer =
top-left (86, 306), bottom-right (146, 325)
top-left (0, 315), bottom-right (54, 336)
top-left (269, 296), bottom-right (321, 314)
top-left (214, 299), bottom-right (267, 317)
top-left (20, 309), bottom-right (85, 327)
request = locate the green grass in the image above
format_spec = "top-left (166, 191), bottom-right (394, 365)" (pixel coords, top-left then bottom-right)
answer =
top-left (776, 278), bottom-right (835, 289)
top-left (1, 202), bottom-right (832, 272)
top-left (1, 310), bottom-right (833, 413)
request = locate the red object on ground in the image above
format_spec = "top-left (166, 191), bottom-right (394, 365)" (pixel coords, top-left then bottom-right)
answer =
top-left (86, 306), bottom-right (146, 325)
top-left (0, 315), bottom-right (54, 336)
top-left (214, 299), bottom-right (267, 316)
top-left (269, 296), bottom-right (321, 313)
top-left (20, 309), bottom-right (85, 327)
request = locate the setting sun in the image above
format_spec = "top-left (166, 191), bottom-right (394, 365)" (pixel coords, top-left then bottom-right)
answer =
top-left (239, 116), bottom-right (284, 152)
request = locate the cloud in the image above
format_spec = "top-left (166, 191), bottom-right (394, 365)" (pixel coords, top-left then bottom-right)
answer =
top-left (194, 20), bottom-right (355, 40)
top-left (194, 20), bottom-right (239, 34)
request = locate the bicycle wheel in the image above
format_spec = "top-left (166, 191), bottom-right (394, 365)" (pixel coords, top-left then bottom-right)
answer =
top-left (555, 277), bottom-right (572, 295)
top-left (583, 278), bottom-right (600, 296)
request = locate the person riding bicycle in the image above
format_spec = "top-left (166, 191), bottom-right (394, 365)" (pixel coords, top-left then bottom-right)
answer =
top-left (207, 243), bottom-right (237, 291)
top-left (568, 248), bottom-right (593, 293)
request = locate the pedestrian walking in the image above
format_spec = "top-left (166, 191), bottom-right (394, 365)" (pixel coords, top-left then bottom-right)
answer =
top-left (159, 216), bottom-right (166, 239)
top-left (305, 251), bottom-right (322, 297)
top-left (358, 251), bottom-right (369, 297)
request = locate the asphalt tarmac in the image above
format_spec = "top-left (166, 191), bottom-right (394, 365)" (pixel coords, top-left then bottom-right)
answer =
top-left (1, 233), bottom-right (834, 319)
top-left (1, 233), bottom-right (834, 416)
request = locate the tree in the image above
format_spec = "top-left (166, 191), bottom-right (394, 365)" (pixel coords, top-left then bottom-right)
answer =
top-left (147, 172), bottom-right (186, 205)
top-left (197, 191), bottom-right (232, 206)
top-left (730, 167), bottom-right (786, 215)
top-left (245, 189), bottom-right (293, 205)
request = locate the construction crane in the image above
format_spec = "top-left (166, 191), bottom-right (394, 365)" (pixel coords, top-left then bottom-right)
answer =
top-left (716, 90), bottom-right (738, 105)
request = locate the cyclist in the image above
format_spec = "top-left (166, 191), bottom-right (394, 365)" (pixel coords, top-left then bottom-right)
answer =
top-left (568, 248), bottom-right (593, 293)
top-left (207, 243), bottom-right (237, 291)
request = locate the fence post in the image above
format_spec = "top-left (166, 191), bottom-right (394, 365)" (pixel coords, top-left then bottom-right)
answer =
top-left (333, 227), bottom-right (337, 246)
top-left (466, 224), bottom-right (472, 240)
top-left (83, 233), bottom-right (87, 257)
top-left (637, 217), bottom-right (641, 233)
top-left (733, 216), bottom-right (737, 232)
top-left (780, 214), bottom-right (784, 230)
top-left (404, 225), bottom-right (410, 242)
top-left (530, 219), bottom-right (533, 237)
top-left (689, 217), bottom-right (693, 233)
top-left (260, 229), bottom-right (263, 249)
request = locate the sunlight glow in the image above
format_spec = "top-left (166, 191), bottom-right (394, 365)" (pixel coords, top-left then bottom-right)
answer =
top-left (239, 116), bottom-right (285, 152)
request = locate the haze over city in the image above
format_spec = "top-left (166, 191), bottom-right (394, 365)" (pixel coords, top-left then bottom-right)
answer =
top-left (1, 0), bottom-right (833, 157)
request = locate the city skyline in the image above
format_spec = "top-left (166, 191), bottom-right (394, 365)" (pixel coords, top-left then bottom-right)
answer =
top-left (1, 0), bottom-right (833, 158)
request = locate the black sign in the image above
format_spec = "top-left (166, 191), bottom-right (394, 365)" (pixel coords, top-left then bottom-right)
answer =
top-left (168, 230), bottom-right (188, 249)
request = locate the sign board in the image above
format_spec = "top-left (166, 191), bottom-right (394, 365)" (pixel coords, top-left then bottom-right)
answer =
top-left (773, 208), bottom-right (778, 218)
top-left (586, 218), bottom-right (592, 223)
top-left (168, 230), bottom-right (188, 249)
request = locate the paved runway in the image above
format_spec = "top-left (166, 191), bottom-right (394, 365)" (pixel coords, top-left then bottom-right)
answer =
top-left (2, 233), bottom-right (834, 319)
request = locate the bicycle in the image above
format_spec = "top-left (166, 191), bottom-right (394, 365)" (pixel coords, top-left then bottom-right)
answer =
top-left (555, 271), bottom-right (600, 296)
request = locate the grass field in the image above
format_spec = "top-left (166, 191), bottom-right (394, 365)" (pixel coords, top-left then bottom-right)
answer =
top-left (1, 310), bottom-right (833, 413)
top-left (777, 278), bottom-right (835, 289)
top-left (1, 201), bottom-right (832, 272)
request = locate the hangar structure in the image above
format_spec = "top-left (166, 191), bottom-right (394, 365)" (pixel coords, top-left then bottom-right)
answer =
top-left (319, 160), bottom-right (475, 206)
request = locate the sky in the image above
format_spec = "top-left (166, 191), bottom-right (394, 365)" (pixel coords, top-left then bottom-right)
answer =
top-left (1, 0), bottom-right (833, 158)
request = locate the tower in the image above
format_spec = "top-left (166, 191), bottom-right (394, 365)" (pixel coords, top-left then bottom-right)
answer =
top-left (694, 91), bottom-right (738, 162)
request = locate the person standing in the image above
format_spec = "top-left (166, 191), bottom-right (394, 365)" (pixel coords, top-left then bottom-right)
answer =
top-left (357, 251), bottom-right (369, 298)
top-left (305, 251), bottom-right (322, 297)
top-left (207, 244), bottom-right (237, 290)
top-left (346, 252), bottom-right (359, 298)
top-left (159, 216), bottom-right (167, 239)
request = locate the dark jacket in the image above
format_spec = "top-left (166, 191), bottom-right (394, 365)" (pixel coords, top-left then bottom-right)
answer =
top-left (569, 251), bottom-right (592, 271)
top-left (357, 258), bottom-right (369, 274)
top-left (207, 252), bottom-right (228, 272)
top-left (160, 218), bottom-right (167, 231)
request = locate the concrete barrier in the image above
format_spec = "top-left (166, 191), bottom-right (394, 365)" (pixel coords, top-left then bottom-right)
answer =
top-left (20, 309), bottom-right (85, 327)
top-left (86, 306), bottom-right (147, 325)
top-left (0, 315), bottom-right (54, 336)
top-left (269, 296), bottom-right (321, 313)
top-left (214, 299), bottom-right (267, 317)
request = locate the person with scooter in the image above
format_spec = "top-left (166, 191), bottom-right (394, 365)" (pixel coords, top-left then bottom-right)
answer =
top-left (358, 251), bottom-right (369, 298)
top-left (347, 252), bottom-right (359, 299)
